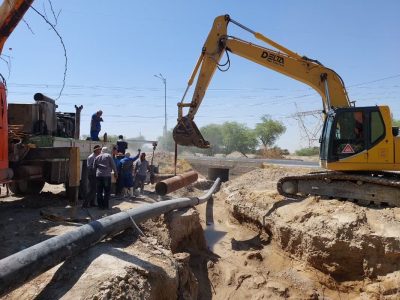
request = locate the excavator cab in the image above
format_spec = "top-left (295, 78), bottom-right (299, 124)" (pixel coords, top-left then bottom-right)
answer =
top-left (320, 106), bottom-right (391, 169)
top-left (173, 116), bottom-right (210, 148)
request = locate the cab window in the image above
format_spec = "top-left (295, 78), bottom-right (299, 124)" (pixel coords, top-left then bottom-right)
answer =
top-left (370, 111), bottom-right (385, 145)
top-left (333, 111), bottom-right (365, 157)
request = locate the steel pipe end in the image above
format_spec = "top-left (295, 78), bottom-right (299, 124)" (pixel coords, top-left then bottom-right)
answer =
top-left (155, 182), bottom-right (168, 196)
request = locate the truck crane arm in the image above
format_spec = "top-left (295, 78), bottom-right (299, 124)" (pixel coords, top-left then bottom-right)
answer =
top-left (0, 0), bottom-right (33, 186)
top-left (0, 0), bottom-right (34, 54)
top-left (173, 14), bottom-right (351, 148)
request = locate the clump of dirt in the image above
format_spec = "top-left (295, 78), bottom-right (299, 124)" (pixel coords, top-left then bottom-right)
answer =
top-left (217, 164), bottom-right (400, 296)
top-left (226, 151), bottom-right (246, 158)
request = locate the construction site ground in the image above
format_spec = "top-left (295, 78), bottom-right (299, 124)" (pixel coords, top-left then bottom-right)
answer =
top-left (0, 154), bottom-right (400, 299)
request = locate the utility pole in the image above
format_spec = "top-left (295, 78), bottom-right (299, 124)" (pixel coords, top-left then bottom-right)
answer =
top-left (292, 103), bottom-right (323, 148)
top-left (154, 73), bottom-right (167, 137)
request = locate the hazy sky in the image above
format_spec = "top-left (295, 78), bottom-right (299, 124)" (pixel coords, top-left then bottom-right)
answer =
top-left (2, 0), bottom-right (399, 151)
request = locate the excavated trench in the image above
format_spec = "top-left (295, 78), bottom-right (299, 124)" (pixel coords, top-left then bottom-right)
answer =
top-left (4, 164), bottom-right (400, 299)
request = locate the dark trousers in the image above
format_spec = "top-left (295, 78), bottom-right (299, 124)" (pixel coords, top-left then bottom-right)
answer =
top-left (96, 176), bottom-right (111, 209)
top-left (90, 130), bottom-right (100, 141)
top-left (83, 173), bottom-right (97, 207)
top-left (116, 170), bottom-right (123, 195)
top-left (134, 174), bottom-right (146, 192)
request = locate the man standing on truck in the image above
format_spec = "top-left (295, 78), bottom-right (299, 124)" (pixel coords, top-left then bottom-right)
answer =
top-left (90, 110), bottom-right (103, 141)
top-left (116, 135), bottom-right (128, 154)
top-left (82, 144), bottom-right (101, 208)
top-left (93, 147), bottom-right (118, 209)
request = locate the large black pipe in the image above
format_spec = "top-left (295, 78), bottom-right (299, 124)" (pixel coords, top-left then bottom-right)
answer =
top-left (33, 93), bottom-right (56, 105)
top-left (0, 178), bottom-right (220, 296)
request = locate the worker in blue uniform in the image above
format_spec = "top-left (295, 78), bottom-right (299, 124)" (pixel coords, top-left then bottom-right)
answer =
top-left (119, 149), bottom-right (141, 197)
top-left (90, 110), bottom-right (103, 141)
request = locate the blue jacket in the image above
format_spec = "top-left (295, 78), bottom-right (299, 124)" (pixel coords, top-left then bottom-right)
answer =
top-left (120, 154), bottom-right (140, 174)
top-left (91, 113), bottom-right (103, 131)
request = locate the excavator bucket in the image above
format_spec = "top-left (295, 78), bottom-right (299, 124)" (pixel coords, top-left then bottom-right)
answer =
top-left (173, 116), bottom-right (210, 148)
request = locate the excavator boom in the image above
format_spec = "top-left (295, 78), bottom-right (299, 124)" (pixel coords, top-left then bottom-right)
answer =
top-left (173, 14), bottom-right (400, 207)
top-left (173, 14), bottom-right (351, 148)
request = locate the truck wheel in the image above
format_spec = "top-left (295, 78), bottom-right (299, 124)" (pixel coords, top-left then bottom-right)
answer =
top-left (9, 180), bottom-right (45, 196)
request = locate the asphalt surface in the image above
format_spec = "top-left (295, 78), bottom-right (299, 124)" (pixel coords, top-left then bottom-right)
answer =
top-left (183, 156), bottom-right (319, 168)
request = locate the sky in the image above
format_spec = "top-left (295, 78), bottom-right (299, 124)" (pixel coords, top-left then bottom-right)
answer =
top-left (2, 0), bottom-right (399, 152)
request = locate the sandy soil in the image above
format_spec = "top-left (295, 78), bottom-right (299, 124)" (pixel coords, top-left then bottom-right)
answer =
top-left (210, 164), bottom-right (400, 299)
top-left (1, 154), bottom-right (400, 299)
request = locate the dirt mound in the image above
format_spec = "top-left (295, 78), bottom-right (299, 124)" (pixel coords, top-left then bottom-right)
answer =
top-left (226, 151), bottom-right (245, 158)
top-left (217, 165), bottom-right (400, 295)
top-left (150, 151), bottom-right (193, 174)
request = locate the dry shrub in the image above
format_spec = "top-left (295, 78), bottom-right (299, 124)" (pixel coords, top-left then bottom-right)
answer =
top-left (258, 147), bottom-right (286, 159)
top-left (150, 151), bottom-right (193, 174)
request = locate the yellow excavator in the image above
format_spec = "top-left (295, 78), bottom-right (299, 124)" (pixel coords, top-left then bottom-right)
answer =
top-left (173, 15), bottom-right (400, 206)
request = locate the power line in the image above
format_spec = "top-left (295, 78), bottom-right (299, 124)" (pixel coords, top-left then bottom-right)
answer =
top-left (6, 73), bottom-right (400, 94)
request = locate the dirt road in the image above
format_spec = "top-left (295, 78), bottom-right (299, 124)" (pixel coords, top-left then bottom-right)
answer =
top-left (1, 157), bottom-right (400, 299)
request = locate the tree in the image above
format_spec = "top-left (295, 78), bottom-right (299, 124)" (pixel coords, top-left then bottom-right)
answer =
top-left (393, 119), bottom-right (400, 127)
top-left (255, 115), bottom-right (286, 148)
top-left (103, 134), bottom-right (119, 143)
top-left (157, 130), bottom-right (175, 152)
top-left (221, 122), bottom-right (258, 155)
top-left (200, 124), bottom-right (224, 155)
top-left (295, 146), bottom-right (319, 156)
top-left (126, 135), bottom-right (146, 151)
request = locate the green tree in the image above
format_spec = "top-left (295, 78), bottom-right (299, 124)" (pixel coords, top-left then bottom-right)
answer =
top-left (393, 119), bottom-right (400, 127)
top-left (126, 135), bottom-right (146, 151)
top-left (200, 124), bottom-right (224, 155)
top-left (104, 134), bottom-right (119, 143)
top-left (221, 122), bottom-right (258, 155)
top-left (157, 130), bottom-right (175, 152)
top-left (295, 146), bottom-right (319, 156)
top-left (255, 115), bottom-right (286, 148)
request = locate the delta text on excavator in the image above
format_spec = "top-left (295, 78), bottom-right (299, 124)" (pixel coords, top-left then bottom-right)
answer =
top-left (173, 14), bottom-right (400, 207)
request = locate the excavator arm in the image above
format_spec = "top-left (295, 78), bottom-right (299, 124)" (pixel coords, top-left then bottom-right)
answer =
top-left (173, 15), bottom-right (351, 148)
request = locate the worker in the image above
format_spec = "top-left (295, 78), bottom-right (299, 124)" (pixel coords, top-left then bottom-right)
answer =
top-left (354, 111), bottom-right (364, 139)
top-left (120, 150), bottom-right (141, 197)
top-left (112, 146), bottom-right (122, 196)
top-left (116, 135), bottom-right (128, 154)
top-left (90, 110), bottom-right (103, 141)
top-left (82, 144), bottom-right (101, 208)
top-left (134, 152), bottom-right (150, 195)
top-left (93, 147), bottom-right (118, 209)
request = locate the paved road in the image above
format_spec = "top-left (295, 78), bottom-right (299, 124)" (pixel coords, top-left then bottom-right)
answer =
top-left (183, 156), bottom-right (319, 168)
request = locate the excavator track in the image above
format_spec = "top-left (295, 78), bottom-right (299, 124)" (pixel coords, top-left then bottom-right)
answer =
top-left (277, 171), bottom-right (400, 207)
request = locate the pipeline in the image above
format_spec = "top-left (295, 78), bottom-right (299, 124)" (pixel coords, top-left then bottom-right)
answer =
top-left (0, 178), bottom-right (220, 296)
top-left (155, 170), bottom-right (198, 196)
